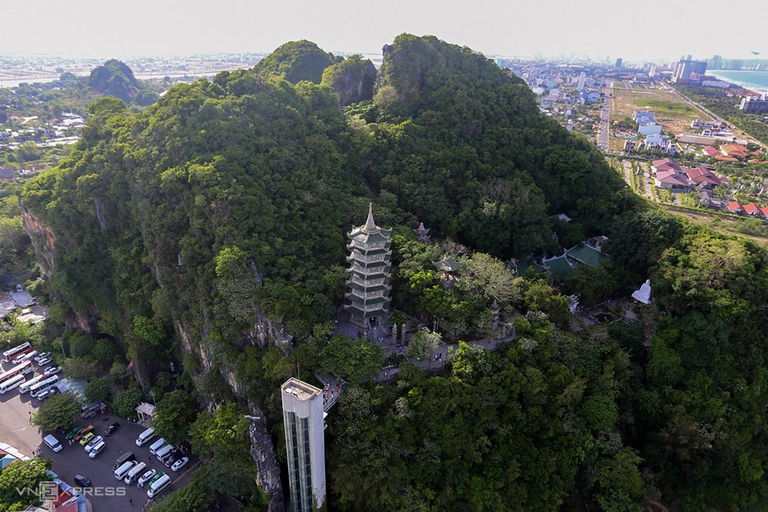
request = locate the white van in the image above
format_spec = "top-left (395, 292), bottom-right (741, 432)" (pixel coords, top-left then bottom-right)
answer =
top-left (149, 438), bottom-right (166, 456)
top-left (135, 427), bottom-right (155, 446)
top-left (124, 461), bottom-right (147, 485)
top-left (89, 440), bottom-right (107, 459)
top-left (155, 444), bottom-right (174, 462)
top-left (147, 474), bottom-right (172, 498)
top-left (43, 434), bottom-right (62, 453)
top-left (114, 460), bottom-right (136, 480)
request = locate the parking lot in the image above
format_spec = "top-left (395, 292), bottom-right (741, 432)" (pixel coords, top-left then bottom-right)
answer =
top-left (42, 416), bottom-right (199, 511)
top-left (0, 360), bottom-right (198, 511)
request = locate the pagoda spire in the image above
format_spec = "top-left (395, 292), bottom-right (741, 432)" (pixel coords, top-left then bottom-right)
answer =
top-left (363, 202), bottom-right (378, 233)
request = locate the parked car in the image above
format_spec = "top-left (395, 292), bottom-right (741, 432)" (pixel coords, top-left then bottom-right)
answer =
top-left (104, 422), bottom-right (120, 436)
top-left (84, 435), bottom-right (103, 453)
top-left (73, 474), bottom-right (91, 487)
top-left (36, 357), bottom-right (52, 366)
top-left (137, 469), bottom-right (157, 487)
top-left (171, 457), bottom-right (189, 472)
top-left (34, 352), bottom-right (51, 362)
top-left (164, 450), bottom-right (181, 467)
top-left (73, 425), bottom-right (94, 442)
top-left (43, 366), bottom-right (61, 377)
top-left (79, 432), bottom-right (95, 446)
top-left (66, 426), bottom-right (83, 441)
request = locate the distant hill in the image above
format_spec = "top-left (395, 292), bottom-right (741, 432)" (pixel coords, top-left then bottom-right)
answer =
top-left (321, 55), bottom-right (377, 106)
top-left (87, 60), bottom-right (158, 106)
top-left (254, 40), bottom-right (341, 84)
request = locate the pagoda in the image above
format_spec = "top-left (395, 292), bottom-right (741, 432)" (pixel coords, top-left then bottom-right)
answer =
top-left (413, 222), bottom-right (430, 243)
top-left (345, 203), bottom-right (392, 330)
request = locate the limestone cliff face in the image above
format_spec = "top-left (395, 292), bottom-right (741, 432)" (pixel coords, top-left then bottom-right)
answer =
top-left (321, 55), bottom-right (377, 107)
top-left (21, 208), bottom-right (56, 279)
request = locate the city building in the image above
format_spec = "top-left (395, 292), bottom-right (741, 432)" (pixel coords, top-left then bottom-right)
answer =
top-left (577, 71), bottom-right (586, 91)
top-left (344, 203), bottom-right (392, 331)
top-left (633, 110), bottom-right (655, 126)
top-left (281, 378), bottom-right (326, 512)
top-left (711, 55), bottom-right (723, 70)
top-left (615, 58), bottom-right (623, 68)
top-left (740, 96), bottom-right (768, 114)
top-left (673, 59), bottom-right (707, 81)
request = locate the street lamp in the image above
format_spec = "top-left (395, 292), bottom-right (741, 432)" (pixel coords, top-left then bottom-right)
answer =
top-left (56, 339), bottom-right (66, 359)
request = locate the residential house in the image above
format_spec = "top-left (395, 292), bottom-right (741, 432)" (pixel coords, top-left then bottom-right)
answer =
top-left (702, 146), bottom-right (720, 157)
top-left (742, 203), bottom-right (762, 217)
top-left (698, 188), bottom-right (726, 209)
top-left (720, 143), bottom-right (749, 160)
top-left (651, 158), bottom-right (682, 174)
top-left (726, 201), bottom-right (744, 213)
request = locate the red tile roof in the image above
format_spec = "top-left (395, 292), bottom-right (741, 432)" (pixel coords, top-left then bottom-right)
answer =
top-left (760, 207), bottom-right (768, 217)
top-left (715, 155), bottom-right (739, 162)
top-left (656, 170), bottom-right (692, 187)
top-left (720, 144), bottom-right (749, 158)
top-left (651, 158), bottom-right (681, 172)
top-left (743, 203), bottom-right (761, 215)
top-left (702, 146), bottom-right (720, 157)
top-left (727, 201), bottom-right (742, 212)
top-left (683, 166), bottom-right (724, 186)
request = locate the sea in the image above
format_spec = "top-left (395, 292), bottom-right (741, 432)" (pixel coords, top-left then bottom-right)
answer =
top-left (708, 70), bottom-right (768, 95)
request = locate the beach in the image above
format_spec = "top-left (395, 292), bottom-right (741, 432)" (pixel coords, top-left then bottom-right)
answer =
top-left (709, 70), bottom-right (768, 95)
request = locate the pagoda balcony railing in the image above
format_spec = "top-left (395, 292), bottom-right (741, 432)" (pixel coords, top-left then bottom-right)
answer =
top-left (349, 265), bottom-right (388, 276)
top-left (349, 289), bottom-right (387, 300)
top-left (350, 276), bottom-right (388, 286)
top-left (348, 241), bottom-right (387, 250)
top-left (350, 253), bottom-right (390, 263)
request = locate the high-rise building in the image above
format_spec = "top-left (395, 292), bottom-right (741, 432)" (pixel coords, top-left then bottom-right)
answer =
top-left (711, 55), bottom-right (723, 69)
top-left (615, 58), bottom-right (623, 68)
top-left (282, 378), bottom-right (326, 512)
top-left (345, 203), bottom-right (392, 330)
top-left (673, 59), bottom-right (707, 80)
top-left (577, 71), bottom-right (586, 91)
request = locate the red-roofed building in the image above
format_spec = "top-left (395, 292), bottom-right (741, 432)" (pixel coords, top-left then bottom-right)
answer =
top-left (749, 159), bottom-right (761, 164)
top-left (702, 146), bottom-right (720, 157)
top-left (654, 170), bottom-right (693, 189)
top-left (760, 207), bottom-right (768, 218)
top-left (683, 166), bottom-right (725, 187)
top-left (720, 143), bottom-right (749, 160)
top-left (715, 155), bottom-right (739, 162)
top-left (743, 203), bottom-right (762, 217)
top-left (727, 201), bottom-right (743, 213)
top-left (651, 158), bottom-right (682, 174)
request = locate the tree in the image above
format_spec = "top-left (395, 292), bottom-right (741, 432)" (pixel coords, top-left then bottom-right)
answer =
top-left (406, 327), bottom-right (442, 361)
top-left (111, 384), bottom-right (144, 419)
top-left (68, 332), bottom-right (96, 358)
top-left (92, 339), bottom-right (118, 363)
top-left (151, 391), bottom-right (198, 445)
top-left (31, 392), bottom-right (80, 431)
top-left (84, 377), bottom-right (111, 403)
top-left (150, 467), bottom-right (212, 512)
top-left (61, 358), bottom-right (99, 380)
top-left (319, 336), bottom-right (385, 383)
top-left (0, 459), bottom-right (51, 511)
top-left (109, 361), bottom-right (129, 384)
top-left (189, 404), bottom-right (257, 499)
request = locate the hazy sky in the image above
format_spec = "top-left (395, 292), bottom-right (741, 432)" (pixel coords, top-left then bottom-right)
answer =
top-left (2, 0), bottom-right (766, 62)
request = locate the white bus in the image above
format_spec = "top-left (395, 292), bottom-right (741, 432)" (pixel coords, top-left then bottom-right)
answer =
top-left (0, 374), bottom-right (26, 394)
top-left (147, 474), bottom-right (172, 498)
top-left (19, 374), bottom-right (46, 394)
top-left (2, 342), bottom-right (30, 362)
top-left (8, 347), bottom-right (33, 364)
top-left (0, 361), bottom-right (33, 386)
top-left (14, 351), bottom-right (38, 365)
top-left (29, 375), bottom-right (59, 398)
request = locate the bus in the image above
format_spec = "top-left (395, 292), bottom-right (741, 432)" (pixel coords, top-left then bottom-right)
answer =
top-left (19, 374), bottom-right (46, 394)
top-left (8, 347), bottom-right (33, 365)
top-left (2, 342), bottom-right (30, 362)
top-left (30, 375), bottom-right (59, 398)
top-left (0, 361), bottom-right (33, 385)
top-left (0, 374), bottom-right (26, 394)
top-left (14, 351), bottom-right (38, 365)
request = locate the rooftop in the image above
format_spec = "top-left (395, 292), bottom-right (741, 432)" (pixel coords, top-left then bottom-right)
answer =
top-left (282, 378), bottom-right (322, 401)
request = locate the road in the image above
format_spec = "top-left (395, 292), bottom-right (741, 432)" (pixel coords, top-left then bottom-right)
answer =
top-left (597, 81), bottom-right (612, 151)
top-left (0, 360), bottom-right (46, 458)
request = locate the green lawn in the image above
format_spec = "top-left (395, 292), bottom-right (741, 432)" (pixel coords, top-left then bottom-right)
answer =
top-left (634, 99), bottom-right (695, 116)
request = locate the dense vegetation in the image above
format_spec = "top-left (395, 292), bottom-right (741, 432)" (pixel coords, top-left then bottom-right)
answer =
top-left (675, 84), bottom-right (768, 145)
top-left (87, 59), bottom-right (159, 106)
top-left (15, 34), bottom-right (768, 511)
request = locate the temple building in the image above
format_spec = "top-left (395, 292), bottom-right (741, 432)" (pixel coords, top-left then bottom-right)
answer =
top-left (413, 222), bottom-right (430, 243)
top-left (345, 203), bottom-right (392, 330)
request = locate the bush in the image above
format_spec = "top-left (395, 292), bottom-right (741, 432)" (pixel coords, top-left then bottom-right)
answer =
top-left (31, 392), bottom-right (81, 431)
top-left (62, 357), bottom-right (100, 380)
top-left (69, 333), bottom-right (96, 358)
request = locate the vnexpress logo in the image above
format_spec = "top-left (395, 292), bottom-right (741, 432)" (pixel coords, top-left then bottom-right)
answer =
top-left (38, 481), bottom-right (59, 500)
